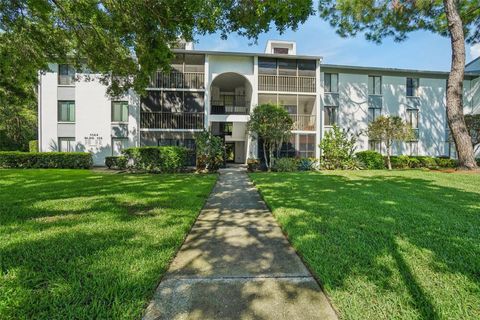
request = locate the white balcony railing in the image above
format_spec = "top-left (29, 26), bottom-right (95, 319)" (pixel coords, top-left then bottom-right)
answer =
top-left (259, 75), bottom-right (316, 93)
top-left (290, 114), bottom-right (316, 131)
top-left (149, 71), bottom-right (205, 89)
top-left (141, 112), bottom-right (204, 129)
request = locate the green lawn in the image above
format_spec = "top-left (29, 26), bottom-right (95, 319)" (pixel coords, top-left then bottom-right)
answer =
top-left (0, 169), bottom-right (216, 319)
top-left (250, 170), bottom-right (480, 320)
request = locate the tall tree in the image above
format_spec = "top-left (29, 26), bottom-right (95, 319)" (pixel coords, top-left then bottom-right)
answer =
top-left (318, 0), bottom-right (480, 170)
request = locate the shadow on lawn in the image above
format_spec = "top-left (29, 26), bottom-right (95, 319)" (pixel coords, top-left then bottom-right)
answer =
top-left (252, 172), bottom-right (480, 319)
top-left (0, 170), bottom-right (216, 319)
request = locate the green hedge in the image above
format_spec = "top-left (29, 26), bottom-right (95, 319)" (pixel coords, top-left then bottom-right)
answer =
top-left (388, 155), bottom-right (457, 169)
top-left (356, 151), bottom-right (385, 169)
top-left (105, 156), bottom-right (127, 170)
top-left (121, 146), bottom-right (187, 173)
top-left (0, 152), bottom-right (92, 169)
top-left (29, 140), bottom-right (38, 153)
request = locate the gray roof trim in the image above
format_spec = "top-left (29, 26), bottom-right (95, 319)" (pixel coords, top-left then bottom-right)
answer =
top-left (466, 56), bottom-right (480, 68)
top-left (172, 49), bottom-right (323, 61)
top-left (321, 63), bottom-right (480, 78)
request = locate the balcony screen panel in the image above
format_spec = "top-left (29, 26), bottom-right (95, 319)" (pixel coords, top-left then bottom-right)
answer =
top-left (141, 91), bottom-right (162, 112)
top-left (259, 58), bottom-right (277, 75)
top-left (298, 60), bottom-right (316, 76)
top-left (184, 54), bottom-right (205, 72)
top-left (162, 91), bottom-right (183, 112)
top-left (298, 134), bottom-right (315, 158)
top-left (171, 53), bottom-right (184, 72)
top-left (278, 59), bottom-right (297, 76)
top-left (184, 92), bottom-right (204, 112)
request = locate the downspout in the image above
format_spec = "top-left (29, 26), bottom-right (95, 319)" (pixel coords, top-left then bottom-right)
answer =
top-left (38, 71), bottom-right (42, 152)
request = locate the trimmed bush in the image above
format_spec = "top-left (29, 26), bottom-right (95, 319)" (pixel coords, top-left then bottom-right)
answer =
top-left (412, 156), bottom-right (437, 168)
top-left (388, 155), bottom-right (458, 169)
top-left (389, 155), bottom-right (410, 169)
top-left (29, 140), bottom-right (38, 153)
top-left (355, 151), bottom-right (385, 169)
top-left (298, 158), bottom-right (319, 171)
top-left (0, 152), bottom-right (92, 169)
top-left (273, 158), bottom-right (299, 172)
top-left (436, 157), bottom-right (457, 168)
top-left (122, 146), bottom-right (187, 173)
top-left (105, 156), bottom-right (127, 170)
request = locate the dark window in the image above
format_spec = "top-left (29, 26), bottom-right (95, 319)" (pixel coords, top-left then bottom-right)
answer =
top-left (58, 101), bottom-right (75, 122)
top-left (298, 134), bottom-right (315, 158)
top-left (368, 107), bottom-right (381, 123)
top-left (324, 106), bottom-right (338, 126)
top-left (220, 122), bottom-right (233, 135)
top-left (368, 76), bottom-right (382, 95)
top-left (162, 91), bottom-right (183, 112)
top-left (280, 136), bottom-right (296, 158)
top-left (184, 54), bottom-right (205, 72)
top-left (58, 137), bottom-right (75, 152)
top-left (58, 64), bottom-right (75, 85)
top-left (273, 47), bottom-right (289, 54)
top-left (184, 92), bottom-right (205, 112)
top-left (278, 59), bottom-right (297, 76)
top-left (324, 73), bottom-right (338, 93)
top-left (112, 101), bottom-right (129, 122)
top-left (406, 77), bottom-right (419, 96)
top-left (298, 60), bottom-right (316, 76)
top-left (258, 58), bottom-right (277, 75)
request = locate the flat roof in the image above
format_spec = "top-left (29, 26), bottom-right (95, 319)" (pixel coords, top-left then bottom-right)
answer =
top-left (172, 49), bottom-right (322, 61)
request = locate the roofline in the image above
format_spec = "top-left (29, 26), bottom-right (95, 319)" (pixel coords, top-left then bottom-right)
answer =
top-left (466, 56), bottom-right (480, 67)
top-left (172, 48), bottom-right (323, 61)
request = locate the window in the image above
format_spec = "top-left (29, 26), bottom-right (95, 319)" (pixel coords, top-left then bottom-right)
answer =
top-left (58, 137), bottom-right (75, 152)
top-left (298, 60), bottom-right (316, 76)
top-left (220, 122), bottom-right (233, 135)
top-left (324, 73), bottom-right (338, 93)
top-left (112, 138), bottom-right (128, 156)
top-left (407, 108), bottom-right (419, 140)
top-left (273, 47), bottom-right (289, 54)
top-left (407, 141), bottom-right (418, 156)
top-left (368, 107), bottom-right (381, 123)
top-left (406, 77), bottom-right (419, 97)
top-left (368, 76), bottom-right (382, 95)
top-left (278, 59), bottom-right (297, 76)
top-left (368, 140), bottom-right (382, 153)
top-left (112, 101), bottom-right (129, 122)
top-left (58, 64), bottom-right (75, 85)
top-left (324, 106), bottom-right (338, 126)
top-left (58, 101), bottom-right (75, 122)
top-left (184, 54), bottom-right (205, 72)
top-left (280, 136), bottom-right (296, 158)
top-left (258, 58), bottom-right (277, 75)
top-left (298, 134), bottom-right (315, 158)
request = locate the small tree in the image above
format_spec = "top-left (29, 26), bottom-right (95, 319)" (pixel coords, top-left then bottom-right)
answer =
top-left (368, 116), bottom-right (414, 170)
top-left (465, 114), bottom-right (480, 154)
top-left (319, 125), bottom-right (358, 169)
top-left (248, 104), bottom-right (293, 171)
top-left (195, 131), bottom-right (223, 172)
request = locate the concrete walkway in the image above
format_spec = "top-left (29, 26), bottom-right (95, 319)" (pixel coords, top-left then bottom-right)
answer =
top-left (143, 167), bottom-right (337, 320)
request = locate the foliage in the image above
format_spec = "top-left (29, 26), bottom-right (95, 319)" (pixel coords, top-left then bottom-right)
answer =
top-left (389, 155), bottom-right (412, 169)
top-left (388, 155), bottom-right (458, 169)
top-left (355, 150), bottom-right (385, 169)
top-left (0, 152), bottom-right (92, 169)
top-left (195, 131), bottom-right (224, 172)
top-left (319, 124), bottom-right (358, 169)
top-left (298, 158), bottom-right (319, 171)
top-left (248, 104), bottom-right (293, 170)
top-left (273, 157), bottom-right (299, 172)
top-left (105, 156), bottom-right (128, 170)
top-left (28, 140), bottom-right (38, 153)
top-left (368, 116), bottom-right (414, 170)
top-left (247, 158), bottom-right (260, 172)
top-left (465, 114), bottom-right (480, 153)
top-left (436, 157), bottom-right (458, 169)
top-left (250, 170), bottom-right (480, 319)
top-left (122, 146), bottom-right (187, 173)
top-left (0, 169), bottom-right (217, 319)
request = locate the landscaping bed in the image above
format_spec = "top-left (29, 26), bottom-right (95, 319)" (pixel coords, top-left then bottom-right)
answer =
top-left (0, 169), bottom-right (217, 319)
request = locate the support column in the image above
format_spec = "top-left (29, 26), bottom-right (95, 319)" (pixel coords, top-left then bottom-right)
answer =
top-left (315, 58), bottom-right (322, 159)
top-left (204, 55), bottom-right (210, 131)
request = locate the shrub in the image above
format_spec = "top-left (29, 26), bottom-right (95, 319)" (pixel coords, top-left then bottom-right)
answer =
top-left (247, 158), bottom-right (260, 172)
top-left (413, 156), bottom-right (437, 168)
top-left (319, 125), bottom-right (357, 169)
top-left (0, 152), bottom-right (92, 169)
top-left (355, 151), bottom-right (384, 169)
top-left (298, 158), bottom-right (319, 171)
top-left (273, 158), bottom-right (299, 172)
top-left (195, 131), bottom-right (224, 172)
top-left (436, 157), bottom-right (457, 168)
top-left (105, 156), bottom-right (127, 170)
top-left (122, 146), bottom-right (187, 173)
top-left (389, 155), bottom-right (410, 169)
top-left (29, 140), bottom-right (38, 153)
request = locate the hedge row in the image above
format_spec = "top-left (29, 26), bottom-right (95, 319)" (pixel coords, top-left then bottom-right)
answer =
top-left (105, 156), bottom-right (127, 170)
top-left (119, 146), bottom-right (187, 173)
top-left (0, 152), bottom-right (93, 169)
top-left (355, 151), bottom-right (457, 169)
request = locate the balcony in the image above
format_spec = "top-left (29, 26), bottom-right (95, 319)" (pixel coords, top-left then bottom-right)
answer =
top-left (211, 95), bottom-right (250, 115)
top-left (149, 71), bottom-right (205, 89)
top-left (259, 75), bottom-right (316, 93)
top-left (290, 114), bottom-right (316, 131)
top-left (141, 112), bottom-right (204, 129)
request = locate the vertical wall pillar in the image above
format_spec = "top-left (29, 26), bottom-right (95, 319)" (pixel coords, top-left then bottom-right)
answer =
top-left (246, 56), bottom-right (259, 162)
top-left (315, 58), bottom-right (322, 159)
top-left (204, 55), bottom-right (210, 131)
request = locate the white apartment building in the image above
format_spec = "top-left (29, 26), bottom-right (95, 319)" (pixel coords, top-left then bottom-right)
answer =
top-left (38, 40), bottom-right (480, 166)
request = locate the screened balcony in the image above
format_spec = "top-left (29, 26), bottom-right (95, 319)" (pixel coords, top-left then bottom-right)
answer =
top-left (149, 53), bottom-right (205, 89)
top-left (258, 57), bottom-right (316, 93)
top-left (211, 94), bottom-right (250, 115)
top-left (141, 112), bottom-right (204, 129)
top-left (210, 72), bottom-right (252, 115)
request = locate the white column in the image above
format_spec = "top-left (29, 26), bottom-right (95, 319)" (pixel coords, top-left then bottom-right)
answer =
top-left (246, 56), bottom-right (259, 162)
top-left (315, 58), bottom-right (322, 159)
top-left (204, 55), bottom-right (210, 130)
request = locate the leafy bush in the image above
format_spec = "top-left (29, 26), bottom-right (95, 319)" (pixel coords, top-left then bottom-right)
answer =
top-left (298, 158), bottom-right (319, 171)
top-left (389, 155), bottom-right (410, 169)
top-left (389, 155), bottom-right (457, 169)
top-left (413, 156), bottom-right (437, 168)
top-left (0, 152), bottom-right (92, 169)
top-left (29, 140), bottom-right (38, 152)
top-left (355, 151), bottom-right (384, 169)
top-left (122, 146), bottom-right (187, 173)
top-left (195, 131), bottom-right (224, 172)
top-left (436, 157), bottom-right (457, 168)
top-left (105, 156), bottom-right (127, 170)
top-left (247, 158), bottom-right (260, 172)
top-left (273, 158), bottom-right (299, 172)
top-left (319, 125), bottom-right (358, 169)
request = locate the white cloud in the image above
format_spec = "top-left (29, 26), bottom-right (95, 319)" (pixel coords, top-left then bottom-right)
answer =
top-left (470, 44), bottom-right (480, 59)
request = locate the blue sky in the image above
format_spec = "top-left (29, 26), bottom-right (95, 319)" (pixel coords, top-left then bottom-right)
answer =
top-left (196, 17), bottom-right (480, 72)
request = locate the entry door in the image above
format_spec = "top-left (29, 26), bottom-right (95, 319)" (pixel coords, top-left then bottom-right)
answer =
top-left (225, 143), bottom-right (235, 163)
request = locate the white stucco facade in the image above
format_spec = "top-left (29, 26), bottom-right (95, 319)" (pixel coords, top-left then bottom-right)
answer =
top-left (38, 41), bottom-right (480, 166)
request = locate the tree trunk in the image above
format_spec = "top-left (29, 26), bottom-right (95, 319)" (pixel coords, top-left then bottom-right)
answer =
top-left (263, 140), bottom-right (269, 171)
top-left (444, 0), bottom-right (478, 170)
top-left (386, 141), bottom-right (392, 170)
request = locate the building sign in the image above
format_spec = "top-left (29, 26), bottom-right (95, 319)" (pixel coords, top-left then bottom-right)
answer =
top-left (84, 133), bottom-right (103, 147)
